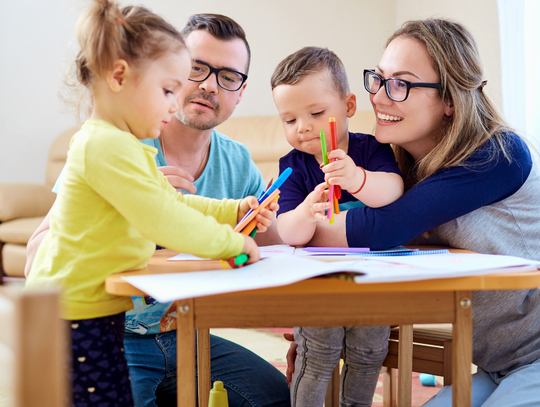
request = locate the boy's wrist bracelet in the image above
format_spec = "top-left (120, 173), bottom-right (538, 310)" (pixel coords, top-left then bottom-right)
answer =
top-left (348, 166), bottom-right (367, 195)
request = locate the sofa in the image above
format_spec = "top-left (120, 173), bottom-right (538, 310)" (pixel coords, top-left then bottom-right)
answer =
top-left (0, 111), bottom-right (375, 278)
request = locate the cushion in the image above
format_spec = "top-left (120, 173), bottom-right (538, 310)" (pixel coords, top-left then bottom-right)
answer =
top-left (2, 243), bottom-right (27, 277)
top-left (0, 184), bottom-right (55, 222)
top-left (0, 217), bottom-right (45, 244)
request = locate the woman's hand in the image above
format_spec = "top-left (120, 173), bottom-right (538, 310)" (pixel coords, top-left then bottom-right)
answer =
top-left (283, 332), bottom-right (297, 385)
top-left (323, 150), bottom-right (364, 193)
top-left (238, 196), bottom-right (279, 233)
top-left (158, 166), bottom-right (197, 194)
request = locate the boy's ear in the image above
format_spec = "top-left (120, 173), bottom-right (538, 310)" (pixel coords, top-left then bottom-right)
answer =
top-left (345, 93), bottom-right (357, 118)
top-left (107, 60), bottom-right (130, 92)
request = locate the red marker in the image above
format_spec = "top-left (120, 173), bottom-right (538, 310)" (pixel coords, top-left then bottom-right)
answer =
top-left (329, 118), bottom-right (341, 199)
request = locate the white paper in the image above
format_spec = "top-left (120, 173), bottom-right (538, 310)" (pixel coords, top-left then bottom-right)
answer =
top-left (124, 255), bottom-right (338, 302)
top-left (123, 253), bottom-right (539, 303)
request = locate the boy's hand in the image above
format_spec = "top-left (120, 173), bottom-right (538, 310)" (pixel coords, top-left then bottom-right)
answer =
top-left (302, 182), bottom-right (330, 222)
top-left (238, 196), bottom-right (279, 233)
top-left (323, 150), bottom-right (363, 193)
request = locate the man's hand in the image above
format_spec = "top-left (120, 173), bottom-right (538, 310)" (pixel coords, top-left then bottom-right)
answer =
top-left (158, 166), bottom-right (197, 194)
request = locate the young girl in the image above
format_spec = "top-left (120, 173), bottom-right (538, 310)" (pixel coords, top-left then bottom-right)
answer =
top-left (25, 1), bottom-right (275, 406)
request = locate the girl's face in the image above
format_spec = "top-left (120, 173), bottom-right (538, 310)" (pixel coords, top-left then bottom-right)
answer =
top-left (370, 37), bottom-right (453, 160)
top-left (125, 48), bottom-right (191, 140)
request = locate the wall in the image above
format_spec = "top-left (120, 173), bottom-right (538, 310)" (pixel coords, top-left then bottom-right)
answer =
top-left (0, 0), bottom-right (501, 184)
top-left (395, 0), bottom-right (502, 110)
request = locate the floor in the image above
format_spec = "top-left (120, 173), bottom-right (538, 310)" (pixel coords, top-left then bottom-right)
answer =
top-left (212, 327), bottom-right (444, 407)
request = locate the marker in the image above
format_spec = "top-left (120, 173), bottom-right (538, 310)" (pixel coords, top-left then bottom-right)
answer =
top-left (228, 253), bottom-right (248, 268)
top-left (320, 128), bottom-right (328, 166)
top-left (329, 117), bottom-right (341, 200)
top-left (257, 178), bottom-right (273, 200)
top-left (237, 168), bottom-right (292, 227)
top-left (302, 247), bottom-right (370, 253)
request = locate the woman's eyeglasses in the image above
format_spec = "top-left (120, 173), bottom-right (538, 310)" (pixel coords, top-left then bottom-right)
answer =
top-left (363, 69), bottom-right (441, 102)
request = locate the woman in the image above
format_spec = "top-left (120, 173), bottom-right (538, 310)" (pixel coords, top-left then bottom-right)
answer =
top-left (290, 18), bottom-right (540, 406)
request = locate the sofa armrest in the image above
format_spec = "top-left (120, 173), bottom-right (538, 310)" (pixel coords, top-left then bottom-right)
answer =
top-left (0, 183), bottom-right (56, 222)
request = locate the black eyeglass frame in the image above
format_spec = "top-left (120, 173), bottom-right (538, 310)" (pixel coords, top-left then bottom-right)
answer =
top-left (189, 60), bottom-right (248, 92)
top-left (363, 69), bottom-right (442, 102)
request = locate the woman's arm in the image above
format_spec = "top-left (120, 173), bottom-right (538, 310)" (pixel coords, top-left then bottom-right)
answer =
top-left (316, 136), bottom-right (533, 249)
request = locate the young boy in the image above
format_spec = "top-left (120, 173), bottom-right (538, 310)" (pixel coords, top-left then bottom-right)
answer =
top-left (271, 47), bottom-right (404, 407)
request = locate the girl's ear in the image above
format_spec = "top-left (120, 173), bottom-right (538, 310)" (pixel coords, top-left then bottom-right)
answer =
top-left (107, 60), bottom-right (129, 92)
top-left (345, 93), bottom-right (357, 118)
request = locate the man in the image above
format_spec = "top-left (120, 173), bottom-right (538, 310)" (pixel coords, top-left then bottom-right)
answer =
top-left (26, 14), bottom-right (289, 407)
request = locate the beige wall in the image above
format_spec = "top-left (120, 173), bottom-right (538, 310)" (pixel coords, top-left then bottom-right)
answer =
top-left (0, 0), bottom-right (501, 184)
top-left (395, 0), bottom-right (502, 110)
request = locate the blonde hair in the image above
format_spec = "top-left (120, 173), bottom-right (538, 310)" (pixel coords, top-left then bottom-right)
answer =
top-left (388, 19), bottom-right (513, 189)
top-left (64, 0), bottom-right (185, 118)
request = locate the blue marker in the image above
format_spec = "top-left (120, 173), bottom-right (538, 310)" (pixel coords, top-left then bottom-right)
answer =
top-left (238, 167), bottom-right (293, 226)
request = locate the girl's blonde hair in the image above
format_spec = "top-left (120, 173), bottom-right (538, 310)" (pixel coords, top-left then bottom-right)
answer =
top-left (388, 19), bottom-right (513, 189)
top-left (75, 0), bottom-right (185, 86)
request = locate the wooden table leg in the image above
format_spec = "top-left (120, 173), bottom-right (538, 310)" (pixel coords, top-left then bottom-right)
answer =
top-left (452, 291), bottom-right (472, 407)
top-left (198, 328), bottom-right (211, 407)
top-left (397, 324), bottom-right (413, 407)
top-left (177, 299), bottom-right (196, 407)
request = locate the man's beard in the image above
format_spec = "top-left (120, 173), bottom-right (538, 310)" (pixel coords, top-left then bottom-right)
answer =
top-left (175, 92), bottom-right (221, 131)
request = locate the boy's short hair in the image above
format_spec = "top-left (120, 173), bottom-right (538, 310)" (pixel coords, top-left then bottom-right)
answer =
top-left (270, 47), bottom-right (350, 98)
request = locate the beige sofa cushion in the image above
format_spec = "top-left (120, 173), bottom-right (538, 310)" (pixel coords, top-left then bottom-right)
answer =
top-left (0, 184), bottom-right (55, 222)
top-left (45, 126), bottom-right (78, 189)
top-left (2, 243), bottom-right (27, 277)
top-left (0, 217), bottom-right (45, 245)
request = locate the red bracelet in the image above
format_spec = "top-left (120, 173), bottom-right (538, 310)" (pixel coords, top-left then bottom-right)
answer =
top-left (348, 166), bottom-right (366, 195)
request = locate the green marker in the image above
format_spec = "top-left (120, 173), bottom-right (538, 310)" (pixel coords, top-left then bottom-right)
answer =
top-left (235, 253), bottom-right (248, 265)
top-left (228, 253), bottom-right (248, 268)
top-left (320, 128), bottom-right (328, 165)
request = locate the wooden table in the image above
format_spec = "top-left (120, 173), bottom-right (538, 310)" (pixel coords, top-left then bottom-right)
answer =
top-left (106, 249), bottom-right (540, 407)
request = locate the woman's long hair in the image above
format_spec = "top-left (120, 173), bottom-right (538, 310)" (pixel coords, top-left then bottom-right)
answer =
top-left (388, 19), bottom-right (513, 190)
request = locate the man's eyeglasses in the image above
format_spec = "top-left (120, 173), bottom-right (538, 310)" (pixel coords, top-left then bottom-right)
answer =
top-left (363, 69), bottom-right (441, 102)
top-left (189, 60), bottom-right (248, 92)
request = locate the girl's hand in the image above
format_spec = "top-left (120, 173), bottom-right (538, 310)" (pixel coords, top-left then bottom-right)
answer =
top-left (324, 150), bottom-right (363, 192)
top-left (238, 196), bottom-right (279, 233)
top-left (241, 233), bottom-right (260, 264)
top-left (302, 182), bottom-right (330, 222)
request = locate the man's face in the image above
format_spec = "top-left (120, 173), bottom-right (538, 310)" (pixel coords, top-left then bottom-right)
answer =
top-left (174, 30), bottom-right (249, 130)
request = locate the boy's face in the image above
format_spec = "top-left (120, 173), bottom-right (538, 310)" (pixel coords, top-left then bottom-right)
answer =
top-left (273, 70), bottom-right (356, 162)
